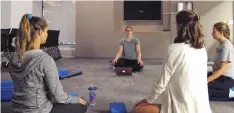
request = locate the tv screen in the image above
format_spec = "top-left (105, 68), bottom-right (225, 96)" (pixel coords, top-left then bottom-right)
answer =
top-left (124, 1), bottom-right (162, 20)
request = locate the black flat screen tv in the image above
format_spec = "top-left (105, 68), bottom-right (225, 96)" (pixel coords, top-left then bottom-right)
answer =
top-left (124, 1), bottom-right (162, 20)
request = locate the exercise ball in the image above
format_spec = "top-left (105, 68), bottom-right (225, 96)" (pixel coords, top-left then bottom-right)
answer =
top-left (133, 103), bottom-right (160, 113)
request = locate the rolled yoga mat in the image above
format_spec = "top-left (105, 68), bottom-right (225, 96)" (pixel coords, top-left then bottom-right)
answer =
top-left (58, 69), bottom-right (83, 79)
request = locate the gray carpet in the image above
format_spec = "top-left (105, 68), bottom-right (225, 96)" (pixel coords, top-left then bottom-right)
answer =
top-left (1, 58), bottom-right (234, 113)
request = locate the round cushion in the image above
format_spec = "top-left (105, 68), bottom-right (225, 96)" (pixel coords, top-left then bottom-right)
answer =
top-left (133, 103), bottom-right (160, 113)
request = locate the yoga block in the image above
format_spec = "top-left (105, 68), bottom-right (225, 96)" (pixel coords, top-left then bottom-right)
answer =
top-left (1, 80), bottom-right (14, 102)
top-left (110, 102), bottom-right (127, 113)
top-left (58, 69), bottom-right (69, 78)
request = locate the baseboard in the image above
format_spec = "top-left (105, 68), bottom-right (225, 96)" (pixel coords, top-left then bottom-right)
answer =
top-left (69, 56), bottom-right (213, 63)
top-left (59, 45), bottom-right (76, 58)
top-left (75, 56), bottom-right (164, 61)
top-left (208, 58), bottom-right (213, 62)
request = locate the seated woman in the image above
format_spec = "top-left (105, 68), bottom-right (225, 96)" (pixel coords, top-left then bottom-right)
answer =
top-left (112, 26), bottom-right (143, 72)
top-left (9, 14), bottom-right (87, 113)
top-left (133, 10), bottom-right (212, 113)
top-left (208, 22), bottom-right (234, 99)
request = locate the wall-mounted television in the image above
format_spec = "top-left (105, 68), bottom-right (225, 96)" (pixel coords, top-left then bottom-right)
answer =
top-left (124, 1), bottom-right (162, 20)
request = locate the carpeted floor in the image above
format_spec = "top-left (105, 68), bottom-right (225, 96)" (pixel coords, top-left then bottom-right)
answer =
top-left (1, 58), bottom-right (234, 113)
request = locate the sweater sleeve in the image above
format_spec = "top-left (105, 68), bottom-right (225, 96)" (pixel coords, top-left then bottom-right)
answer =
top-left (146, 44), bottom-right (184, 103)
top-left (42, 56), bottom-right (79, 104)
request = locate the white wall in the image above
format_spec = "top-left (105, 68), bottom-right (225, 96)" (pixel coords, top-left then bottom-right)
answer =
top-left (33, 1), bottom-right (42, 17)
top-left (75, 1), bottom-right (233, 59)
top-left (75, 1), bottom-right (172, 59)
top-left (194, 1), bottom-right (233, 58)
top-left (1, 1), bottom-right (11, 28)
top-left (10, 1), bottom-right (33, 28)
top-left (1, 1), bottom-right (42, 29)
top-left (43, 1), bottom-right (76, 44)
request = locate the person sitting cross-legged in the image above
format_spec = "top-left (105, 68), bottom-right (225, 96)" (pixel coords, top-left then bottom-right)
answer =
top-left (112, 26), bottom-right (143, 72)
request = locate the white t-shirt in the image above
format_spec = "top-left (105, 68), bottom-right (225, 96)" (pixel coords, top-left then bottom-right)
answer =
top-left (213, 39), bottom-right (234, 79)
top-left (147, 43), bottom-right (212, 113)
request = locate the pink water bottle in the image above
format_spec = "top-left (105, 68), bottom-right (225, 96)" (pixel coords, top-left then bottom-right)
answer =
top-left (88, 85), bottom-right (97, 106)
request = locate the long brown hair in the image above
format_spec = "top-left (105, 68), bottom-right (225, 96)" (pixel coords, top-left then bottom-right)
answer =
top-left (174, 10), bottom-right (204, 49)
top-left (17, 14), bottom-right (47, 59)
top-left (213, 22), bottom-right (230, 40)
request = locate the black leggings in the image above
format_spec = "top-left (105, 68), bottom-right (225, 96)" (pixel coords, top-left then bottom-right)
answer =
top-left (207, 72), bottom-right (234, 98)
top-left (50, 103), bottom-right (87, 113)
top-left (114, 58), bottom-right (143, 72)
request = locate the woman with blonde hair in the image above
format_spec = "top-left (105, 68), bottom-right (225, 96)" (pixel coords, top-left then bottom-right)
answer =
top-left (9, 14), bottom-right (87, 113)
top-left (208, 22), bottom-right (234, 99)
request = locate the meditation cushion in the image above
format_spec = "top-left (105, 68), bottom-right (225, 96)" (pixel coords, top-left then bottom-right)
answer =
top-left (1, 80), bottom-right (13, 102)
top-left (133, 103), bottom-right (160, 113)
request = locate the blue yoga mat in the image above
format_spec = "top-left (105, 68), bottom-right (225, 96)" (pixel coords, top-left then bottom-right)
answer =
top-left (58, 69), bottom-right (83, 79)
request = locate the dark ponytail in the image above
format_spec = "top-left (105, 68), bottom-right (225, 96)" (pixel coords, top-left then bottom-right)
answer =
top-left (174, 10), bottom-right (204, 49)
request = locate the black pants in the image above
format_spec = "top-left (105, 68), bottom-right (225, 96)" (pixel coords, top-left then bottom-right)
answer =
top-left (114, 58), bottom-right (143, 72)
top-left (207, 72), bottom-right (234, 98)
top-left (50, 103), bottom-right (87, 113)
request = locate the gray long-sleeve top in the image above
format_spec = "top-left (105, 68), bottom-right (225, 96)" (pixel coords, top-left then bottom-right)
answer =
top-left (9, 49), bottom-right (79, 113)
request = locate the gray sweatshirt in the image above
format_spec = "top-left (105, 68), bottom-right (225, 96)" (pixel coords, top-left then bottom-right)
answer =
top-left (9, 49), bottom-right (78, 113)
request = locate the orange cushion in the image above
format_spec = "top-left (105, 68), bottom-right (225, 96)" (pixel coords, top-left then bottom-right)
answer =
top-left (133, 103), bottom-right (160, 113)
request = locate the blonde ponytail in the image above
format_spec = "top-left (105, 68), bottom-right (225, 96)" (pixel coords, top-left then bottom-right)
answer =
top-left (16, 14), bottom-right (47, 60)
top-left (17, 14), bottom-right (32, 59)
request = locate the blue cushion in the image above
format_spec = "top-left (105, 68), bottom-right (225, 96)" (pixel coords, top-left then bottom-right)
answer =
top-left (110, 102), bottom-right (127, 113)
top-left (68, 92), bottom-right (78, 96)
top-left (1, 80), bottom-right (13, 102)
top-left (1, 80), bottom-right (13, 87)
top-left (1, 80), bottom-right (79, 102)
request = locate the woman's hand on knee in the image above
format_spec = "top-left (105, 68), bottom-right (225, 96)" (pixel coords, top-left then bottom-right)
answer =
top-left (137, 59), bottom-right (144, 66)
top-left (112, 59), bottom-right (118, 65)
top-left (78, 97), bottom-right (87, 105)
